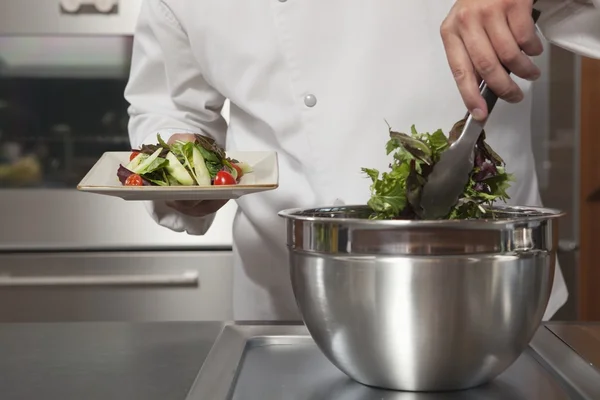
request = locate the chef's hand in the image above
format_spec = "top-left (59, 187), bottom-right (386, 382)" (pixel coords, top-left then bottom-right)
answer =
top-left (440, 0), bottom-right (543, 121)
top-left (164, 133), bottom-right (228, 218)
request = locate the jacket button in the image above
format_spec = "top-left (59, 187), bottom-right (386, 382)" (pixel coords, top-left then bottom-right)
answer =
top-left (304, 94), bottom-right (317, 107)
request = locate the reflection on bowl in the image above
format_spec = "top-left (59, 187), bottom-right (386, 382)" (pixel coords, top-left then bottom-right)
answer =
top-left (312, 376), bottom-right (527, 400)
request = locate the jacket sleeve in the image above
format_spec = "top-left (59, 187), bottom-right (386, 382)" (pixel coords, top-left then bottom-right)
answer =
top-left (124, 0), bottom-right (228, 236)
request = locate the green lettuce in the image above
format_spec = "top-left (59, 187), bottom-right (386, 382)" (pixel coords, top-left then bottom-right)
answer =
top-left (362, 120), bottom-right (512, 220)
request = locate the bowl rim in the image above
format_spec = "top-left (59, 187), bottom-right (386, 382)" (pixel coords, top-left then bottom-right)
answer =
top-left (278, 204), bottom-right (565, 228)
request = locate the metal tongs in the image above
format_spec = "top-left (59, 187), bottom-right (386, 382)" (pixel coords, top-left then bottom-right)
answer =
top-left (420, 8), bottom-right (542, 219)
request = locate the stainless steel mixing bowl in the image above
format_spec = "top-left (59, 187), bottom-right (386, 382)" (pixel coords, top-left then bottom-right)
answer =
top-left (278, 205), bottom-right (563, 392)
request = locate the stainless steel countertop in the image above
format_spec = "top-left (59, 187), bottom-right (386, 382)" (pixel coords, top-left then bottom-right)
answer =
top-left (0, 321), bottom-right (598, 400)
top-left (545, 322), bottom-right (600, 370)
top-left (0, 322), bottom-right (225, 400)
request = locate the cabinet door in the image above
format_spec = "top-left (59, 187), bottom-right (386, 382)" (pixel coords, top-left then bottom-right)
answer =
top-left (0, 251), bottom-right (233, 322)
top-left (579, 57), bottom-right (600, 320)
top-left (533, 43), bottom-right (586, 321)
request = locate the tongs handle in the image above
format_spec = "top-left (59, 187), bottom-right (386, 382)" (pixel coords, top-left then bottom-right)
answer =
top-left (465, 8), bottom-right (542, 120)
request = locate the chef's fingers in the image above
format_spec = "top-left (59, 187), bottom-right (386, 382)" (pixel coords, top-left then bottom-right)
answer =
top-left (440, 20), bottom-right (488, 120)
top-left (166, 200), bottom-right (228, 217)
top-left (485, 12), bottom-right (540, 81)
top-left (458, 17), bottom-right (523, 105)
top-left (507, 1), bottom-right (544, 57)
top-left (167, 133), bottom-right (196, 145)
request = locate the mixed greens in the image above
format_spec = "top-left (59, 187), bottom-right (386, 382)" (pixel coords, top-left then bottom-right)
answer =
top-left (117, 133), bottom-right (252, 187)
top-left (362, 120), bottom-right (513, 220)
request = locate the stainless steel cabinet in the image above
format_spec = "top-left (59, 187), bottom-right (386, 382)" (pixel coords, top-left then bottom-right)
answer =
top-left (0, 0), bottom-right (236, 324)
top-left (1, 0), bottom-right (143, 35)
top-left (0, 251), bottom-right (233, 322)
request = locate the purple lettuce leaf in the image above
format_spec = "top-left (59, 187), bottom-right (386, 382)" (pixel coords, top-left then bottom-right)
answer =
top-left (117, 165), bottom-right (152, 186)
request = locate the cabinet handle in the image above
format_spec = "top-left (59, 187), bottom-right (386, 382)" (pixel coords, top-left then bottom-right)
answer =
top-left (558, 239), bottom-right (579, 253)
top-left (0, 271), bottom-right (199, 288)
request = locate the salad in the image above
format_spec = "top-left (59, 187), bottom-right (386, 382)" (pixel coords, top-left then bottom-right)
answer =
top-left (362, 119), bottom-right (512, 220)
top-left (117, 133), bottom-right (252, 187)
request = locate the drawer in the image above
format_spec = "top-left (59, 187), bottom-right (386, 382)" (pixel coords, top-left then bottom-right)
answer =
top-left (0, 251), bottom-right (233, 322)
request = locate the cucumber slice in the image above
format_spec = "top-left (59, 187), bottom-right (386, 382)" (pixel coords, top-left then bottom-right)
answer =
top-left (192, 147), bottom-right (212, 186)
top-left (165, 152), bottom-right (195, 185)
top-left (125, 152), bottom-right (148, 171)
top-left (132, 148), bottom-right (162, 174)
top-left (236, 162), bottom-right (253, 174)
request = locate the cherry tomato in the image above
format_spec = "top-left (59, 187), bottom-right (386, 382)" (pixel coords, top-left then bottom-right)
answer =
top-left (125, 174), bottom-right (144, 186)
top-left (232, 164), bottom-right (243, 180)
top-left (129, 151), bottom-right (140, 161)
top-left (214, 171), bottom-right (237, 186)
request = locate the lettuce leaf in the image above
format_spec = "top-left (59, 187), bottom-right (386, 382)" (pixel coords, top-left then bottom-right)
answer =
top-left (363, 120), bottom-right (512, 220)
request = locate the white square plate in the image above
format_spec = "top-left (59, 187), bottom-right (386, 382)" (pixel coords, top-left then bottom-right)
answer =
top-left (77, 151), bottom-right (279, 201)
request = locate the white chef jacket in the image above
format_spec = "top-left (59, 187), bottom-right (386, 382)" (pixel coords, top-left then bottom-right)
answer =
top-left (125, 0), bottom-right (568, 322)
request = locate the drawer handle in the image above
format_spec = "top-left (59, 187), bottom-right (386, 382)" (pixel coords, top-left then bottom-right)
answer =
top-left (0, 271), bottom-right (199, 288)
top-left (558, 239), bottom-right (579, 253)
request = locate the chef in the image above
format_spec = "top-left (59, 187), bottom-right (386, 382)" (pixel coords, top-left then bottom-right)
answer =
top-left (125, 0), bottom-right (568, 321)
